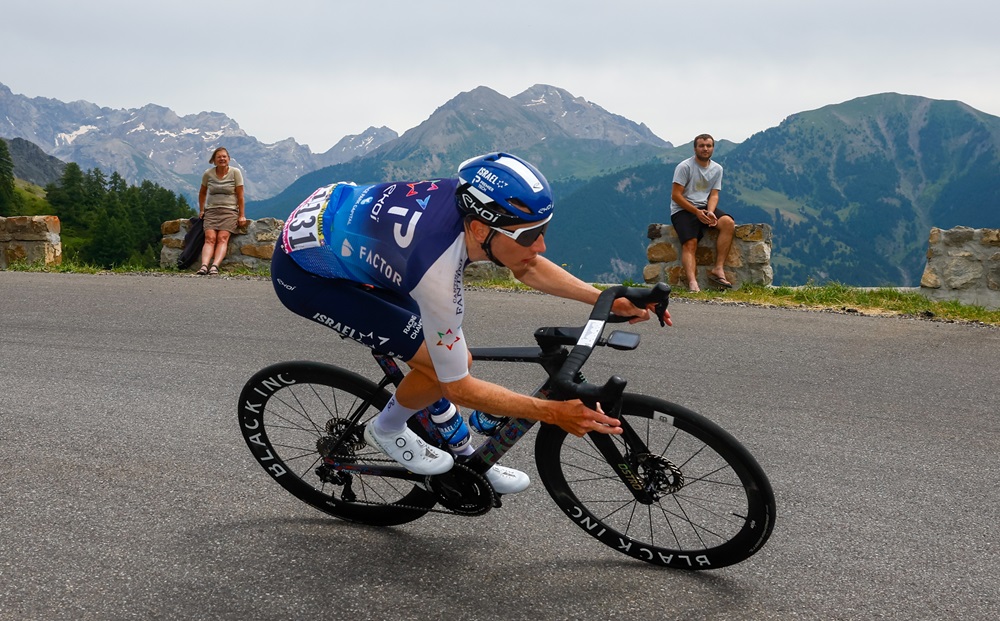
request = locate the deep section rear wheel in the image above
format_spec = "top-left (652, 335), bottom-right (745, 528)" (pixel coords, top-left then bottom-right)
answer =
top-left (238, 361), bottom-right (435, 526)
top-left (535, 393), bottom-right (775, 569)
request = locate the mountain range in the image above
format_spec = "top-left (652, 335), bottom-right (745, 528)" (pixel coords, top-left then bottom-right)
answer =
top-left (0, 82), bottom-right (397, 200)
top-left (243, 84), bottom-right (673, 217)
top-left (3, 81), bottom-right (999, 286)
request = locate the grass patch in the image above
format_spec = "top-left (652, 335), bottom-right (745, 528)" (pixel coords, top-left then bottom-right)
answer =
top-left (5, 257), bottom-right (105, 274)
top-left (465, 276), bottom-right (534, 292)
top-left (4, 257), bottom-right (271, 278)
top-left (675, 282), bottom-right (1000, 325)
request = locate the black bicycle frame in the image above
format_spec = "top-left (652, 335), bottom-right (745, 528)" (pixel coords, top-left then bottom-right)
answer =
top-left (331, 283), bottom-right (670, 488)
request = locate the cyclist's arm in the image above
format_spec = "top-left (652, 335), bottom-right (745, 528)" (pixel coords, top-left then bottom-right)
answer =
top-left (399, 343), bottom-right (622, 436)
top-left (512, 255), bottom-right (654, 323)
top-left (441, 373), bottom-right (622, 437)
top-left (511, 255), bottom-right (601, 304)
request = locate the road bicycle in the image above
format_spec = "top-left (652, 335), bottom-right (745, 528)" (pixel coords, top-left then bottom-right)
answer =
top-left (238, 284), bottom-right (775, 569)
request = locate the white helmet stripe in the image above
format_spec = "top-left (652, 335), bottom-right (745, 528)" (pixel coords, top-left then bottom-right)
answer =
top-left (495, 155), bottom-right (545, 192)
top-left (466, 184), bottom-right (493, 204)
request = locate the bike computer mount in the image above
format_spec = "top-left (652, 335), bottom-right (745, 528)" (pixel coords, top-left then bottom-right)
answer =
top-left (605, 330), bottom-right (640, 350)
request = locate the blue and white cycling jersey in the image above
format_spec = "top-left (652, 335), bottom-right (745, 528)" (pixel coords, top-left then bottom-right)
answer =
top-left (280, 178), bottom-right (472, 382)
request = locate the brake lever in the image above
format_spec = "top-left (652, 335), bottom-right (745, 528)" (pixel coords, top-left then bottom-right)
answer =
top-left (579, 375), bottom-right (627, 412)
top-left (654, 300), bottom-right (668, 327)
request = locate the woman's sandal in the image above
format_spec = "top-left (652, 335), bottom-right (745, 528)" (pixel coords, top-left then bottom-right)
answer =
top-left (196, 264), bottom-right (209, 275)
top-left (208, 264), bottom-right (219, 276)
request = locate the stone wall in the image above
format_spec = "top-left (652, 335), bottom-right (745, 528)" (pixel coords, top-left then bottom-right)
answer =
top-left (643, 223), bottom-right (773, 290)
top-left (920, 226), bottom-right (1000, 309)
top-left (0, 216), bottom-right (62, 269)
top-left (160, 218), bottom-right (284, 271)
top-left (160, 217), bottom-right (520, 280)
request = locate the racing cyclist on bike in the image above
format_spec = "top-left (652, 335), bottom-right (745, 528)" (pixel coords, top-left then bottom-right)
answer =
top-left (270, 152), bottom-right (671, 494)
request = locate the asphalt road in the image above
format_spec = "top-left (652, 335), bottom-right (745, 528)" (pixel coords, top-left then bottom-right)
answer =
top-left (1, 271), bottom-right (998, 621)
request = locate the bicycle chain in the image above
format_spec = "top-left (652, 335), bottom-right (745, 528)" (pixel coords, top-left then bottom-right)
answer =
top-left (321, 453), bottom-right (495, 516)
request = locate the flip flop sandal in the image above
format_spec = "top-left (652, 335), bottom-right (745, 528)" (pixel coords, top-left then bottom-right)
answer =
top-left (196, 264), bottom-right (209, 275)
top-left (707, 273), bottom-right (733, 289)
top-left (208, 265), bottom-right (220, 275)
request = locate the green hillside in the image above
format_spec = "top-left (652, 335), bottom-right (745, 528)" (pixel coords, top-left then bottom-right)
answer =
top-left (550, 94), bottom-right (1000, 285)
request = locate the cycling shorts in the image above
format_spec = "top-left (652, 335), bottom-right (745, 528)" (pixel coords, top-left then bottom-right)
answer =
top-left (271, 243), bottom-right (425, 360)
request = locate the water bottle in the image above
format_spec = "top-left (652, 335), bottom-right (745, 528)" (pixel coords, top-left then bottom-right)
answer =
top-left (428, 399), bottom-right (471, 453)
top-left (469, 410), bottom-right (507, 436)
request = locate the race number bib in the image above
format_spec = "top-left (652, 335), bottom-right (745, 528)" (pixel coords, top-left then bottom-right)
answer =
top-left (282, 184), bottom-right (338, 253)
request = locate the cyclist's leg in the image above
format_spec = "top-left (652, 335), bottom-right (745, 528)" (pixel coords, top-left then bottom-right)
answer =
top-left (271, 244), bottom-right (426, 359)
top-left (271, 246), bottom-right (453, 475)
top-left (395, 341), bottom-right (529, 493)
top-left (271, 246), bottom-right (524, 488)
top-left (273, 245), bottom-right (467, 410)
top-left (393, 345), bottom-right (448, 408)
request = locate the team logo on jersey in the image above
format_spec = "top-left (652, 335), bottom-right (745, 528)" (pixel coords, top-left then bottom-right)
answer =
top-left (436, 328), bottom-right (461, 351)
top-left (406, 181), bottom-right (440, 197)
top-left (341, 239), bottom-right (353, 257)
top-left (370, 184), bottom-right (397, 223)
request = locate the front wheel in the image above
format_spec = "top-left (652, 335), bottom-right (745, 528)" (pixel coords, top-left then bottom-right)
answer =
top-left (535, 393), bottom-right (775, 569)
top-left (238, 361), bottom-right (436, 526)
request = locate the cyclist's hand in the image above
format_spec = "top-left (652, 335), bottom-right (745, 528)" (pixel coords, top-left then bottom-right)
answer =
top-left (611, 298), bottom-right (672, 326)
top-left (551, 400), bottom-right (622, 436)
top-left (649, 303), bottom-right (672, 326)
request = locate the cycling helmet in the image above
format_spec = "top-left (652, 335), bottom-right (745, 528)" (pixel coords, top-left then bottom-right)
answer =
top-left (456, 152), bottom-right (553, 227)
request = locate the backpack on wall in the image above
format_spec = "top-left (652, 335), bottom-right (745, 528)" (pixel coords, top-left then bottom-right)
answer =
top-left (176, 217), bottom-right (205, 269)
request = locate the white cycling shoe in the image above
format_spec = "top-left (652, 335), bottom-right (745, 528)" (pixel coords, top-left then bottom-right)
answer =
top-left (364, 423), bottom-right (454, 475)
top-left (486, 464), bottom-right (530, 495)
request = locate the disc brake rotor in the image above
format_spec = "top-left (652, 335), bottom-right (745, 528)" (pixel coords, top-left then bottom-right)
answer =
top-left (636, 453), bottom-right (685, 499)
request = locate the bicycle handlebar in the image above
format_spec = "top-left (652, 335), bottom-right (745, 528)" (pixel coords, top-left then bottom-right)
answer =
top-left (551, 283), bottom-right (671, 408)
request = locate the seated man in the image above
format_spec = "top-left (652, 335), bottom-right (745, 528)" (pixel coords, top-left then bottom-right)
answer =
top-left (271, 152), bottom-right (671, 494)
top-left (669, 134), bottom-right (736, 291)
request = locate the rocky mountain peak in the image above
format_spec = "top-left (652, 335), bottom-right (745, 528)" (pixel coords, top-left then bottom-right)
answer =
top-left (513, 84), bottom-right (671, 147)
top-left (1, 81), bottom-right (670, 205)
top-left (0, 82), bottom-right (395, 202)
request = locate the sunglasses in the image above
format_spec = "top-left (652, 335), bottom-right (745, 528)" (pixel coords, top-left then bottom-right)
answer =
top-left (489, 218), bottom-right (550, 247)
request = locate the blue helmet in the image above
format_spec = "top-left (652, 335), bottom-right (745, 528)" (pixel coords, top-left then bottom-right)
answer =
top-left (456, 152), bottom-right (554, 228)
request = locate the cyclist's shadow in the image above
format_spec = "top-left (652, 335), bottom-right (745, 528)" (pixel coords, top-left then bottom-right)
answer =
top-left (204, 515), bottom-right (757, 617)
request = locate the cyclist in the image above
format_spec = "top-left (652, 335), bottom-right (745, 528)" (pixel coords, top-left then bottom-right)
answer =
top-left (270, 152), bottom-right (671, 494)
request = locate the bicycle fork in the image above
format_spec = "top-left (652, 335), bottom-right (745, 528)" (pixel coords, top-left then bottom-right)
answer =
top-left (588, 418), bottom-right (660, 505)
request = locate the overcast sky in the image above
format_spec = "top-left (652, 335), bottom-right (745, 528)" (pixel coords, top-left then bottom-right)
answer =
top-left (4, 0), bottom-right (999, 153)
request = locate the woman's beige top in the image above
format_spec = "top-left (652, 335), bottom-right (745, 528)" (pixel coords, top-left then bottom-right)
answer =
top-left (201, 167), bottom-right (244, 210)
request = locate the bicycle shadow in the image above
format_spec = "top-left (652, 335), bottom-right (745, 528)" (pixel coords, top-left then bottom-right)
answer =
top-left (158, 514), bottom-right (760, 619)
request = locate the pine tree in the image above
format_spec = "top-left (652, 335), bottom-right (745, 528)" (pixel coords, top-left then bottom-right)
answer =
top-left (45, 162), bottom-right (88, 228)
top-left (43, 161), bottom-right (193, 267)
top-left (0, 139), bottom-right (16, 217)
top-left (86, 189), bottom-right (135, 268)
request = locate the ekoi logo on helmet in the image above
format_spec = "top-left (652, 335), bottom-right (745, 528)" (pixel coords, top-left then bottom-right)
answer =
top-left (461, 193), bottom-right (502, 223)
